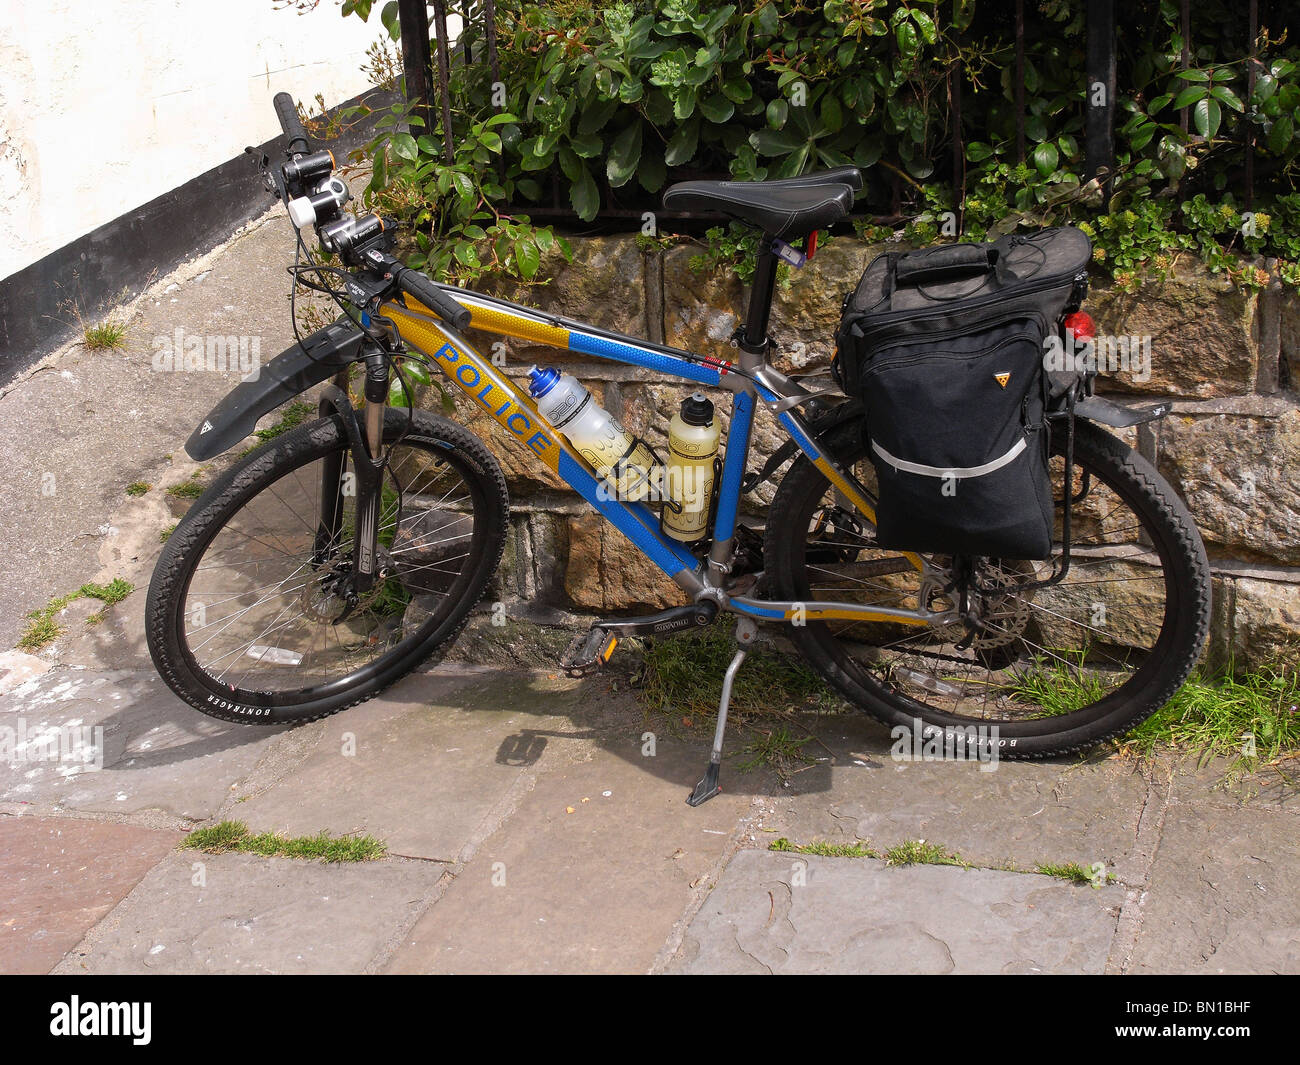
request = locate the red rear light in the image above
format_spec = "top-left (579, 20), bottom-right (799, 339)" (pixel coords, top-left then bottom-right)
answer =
top-left (1064, 311), bottom-right (1096, 340)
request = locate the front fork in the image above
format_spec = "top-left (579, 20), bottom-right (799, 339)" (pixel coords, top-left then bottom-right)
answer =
top-left (314, 353), bottom-right (389, 594)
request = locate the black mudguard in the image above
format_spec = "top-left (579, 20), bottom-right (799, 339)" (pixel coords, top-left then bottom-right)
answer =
top-left (1075, 395), bottom-right (1171, 427)
top-left (185, 318), bottom-right (366, 460)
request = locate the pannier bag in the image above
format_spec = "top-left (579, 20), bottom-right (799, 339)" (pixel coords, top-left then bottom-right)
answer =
top-left (834, 227), bottom-right (1091, 560)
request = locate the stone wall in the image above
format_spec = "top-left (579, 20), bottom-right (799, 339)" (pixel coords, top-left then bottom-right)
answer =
top-left (450, 236), bottom-right (1299, 670)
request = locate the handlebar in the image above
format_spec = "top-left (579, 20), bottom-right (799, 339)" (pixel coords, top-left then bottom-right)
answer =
top-left (273, 92), bottom-right (311, 155)
top-left (393, 264), bottom-right (472, 331)
top-left (269, 93), bottom-right (470, 332)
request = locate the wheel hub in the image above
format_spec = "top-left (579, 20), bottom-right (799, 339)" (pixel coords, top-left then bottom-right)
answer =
top-left (921, 561), bottom-right (1035, 650)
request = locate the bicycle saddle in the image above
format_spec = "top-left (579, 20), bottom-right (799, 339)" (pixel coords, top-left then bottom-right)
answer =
top-left (662, 166), bottom-right (861, 239)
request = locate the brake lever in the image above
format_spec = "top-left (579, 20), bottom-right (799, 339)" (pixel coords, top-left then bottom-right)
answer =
top-left (245, 146), bottom-right (279, 198)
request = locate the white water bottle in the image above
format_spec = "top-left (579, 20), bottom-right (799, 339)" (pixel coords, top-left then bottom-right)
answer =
top-left (528, 366), bottom-right (657, 501)
top-left (662, 393), bottom-right (720, 542)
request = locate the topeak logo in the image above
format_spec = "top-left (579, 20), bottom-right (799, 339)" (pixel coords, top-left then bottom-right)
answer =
top-left (50, 996), bottom-right (151, 1045)
top-left (994, 372), bottom-right (1011, 388)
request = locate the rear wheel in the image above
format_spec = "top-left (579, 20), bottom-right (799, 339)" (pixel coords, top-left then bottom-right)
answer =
top-left (146, 410), bottom-right (508, 725)
top-left (763, 417), bottom-right (1211, 757)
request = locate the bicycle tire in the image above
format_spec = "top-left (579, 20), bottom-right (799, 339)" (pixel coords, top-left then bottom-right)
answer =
top-left (146, 409), bottom-right (508, 725)
top-left (763, 417), bottom-right (1211, 757)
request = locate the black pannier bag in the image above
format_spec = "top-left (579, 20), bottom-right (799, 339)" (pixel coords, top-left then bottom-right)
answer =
top-left (834, 227), bottom-right (1092, 560)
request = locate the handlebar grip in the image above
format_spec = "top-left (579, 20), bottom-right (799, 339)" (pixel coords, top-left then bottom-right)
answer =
top-left (273, 92), bottom-right (311, 154)
top-left (396, 268), bottom-right (472, 331)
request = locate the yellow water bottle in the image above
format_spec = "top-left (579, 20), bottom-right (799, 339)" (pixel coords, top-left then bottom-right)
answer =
top-left (662, 393), bottom-right (719, 542)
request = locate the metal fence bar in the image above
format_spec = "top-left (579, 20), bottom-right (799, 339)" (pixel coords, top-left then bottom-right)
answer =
top-left (1179, 0), bottom-right (1190, 134)
top-left (430, 0), bottom-right (456, 164)
top-left (1015, 0), bottom-right (1026, 163)
top-left (1085, 0), bottom-right (1117, 194)
top-left (396, 0), bottom-right (434, 144)
top-left (1246, 0), bottom-right (1258, 209)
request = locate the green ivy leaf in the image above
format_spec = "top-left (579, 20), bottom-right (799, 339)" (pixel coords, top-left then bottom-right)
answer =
top-left (638, 151), bottom-right (667, 193)
top-left (607, 122), bottom-right (643, 187)
top-left (721, 77), bottom-right (753, 103)
top-left (1268, 114), bottom-right (1294, 154)
top-left (965, 141), bottom-right (994, 162)
top-left (1210, 85), bottom-right (1244, 113)
top-left (895, 21), bottom-right (918, 57)
top-left (750, 128), bottom-right (805, 156)
top-left (1194, 97), bottom-right (1221, 138)
top-left (664, 118), bottom-right (699, 166)
top-left (568, 131), bottom-right (602, 158)
top-left (767, 98), bottom-right (789, 130)
top-left (515, 238), bottom-right (540, 280)
top-left (1173, 86), bottom-right (1206, 110)
top-left (700, 93), bottom-right (735, 123)
top-left (1031, 141), bottom-right (1059, 177)
top-left (570, 165), bottom-right (600, 221)
top-left (391, 133), bottom-right (418, 162)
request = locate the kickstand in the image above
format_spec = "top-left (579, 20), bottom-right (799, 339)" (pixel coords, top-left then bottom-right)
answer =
top-left (687, 616), bottom-right (758, 807)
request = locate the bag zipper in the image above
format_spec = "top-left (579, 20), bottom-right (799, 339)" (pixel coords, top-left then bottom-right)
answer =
top-left (861, 322), bottom-right (1045, 375)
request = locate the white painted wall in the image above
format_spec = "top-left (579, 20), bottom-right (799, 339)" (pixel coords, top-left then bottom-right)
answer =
top-left (0, 0), bottom-right (382, 279)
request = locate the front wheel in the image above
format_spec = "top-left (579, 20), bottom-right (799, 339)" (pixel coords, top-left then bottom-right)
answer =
top-left (147, 409), bottom-right (508, 725)
top-left (763, 417), bottom-right (1211, 757)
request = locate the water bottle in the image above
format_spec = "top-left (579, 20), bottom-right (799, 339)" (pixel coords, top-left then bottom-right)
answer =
top-left (528, 366), bottom-right (657, 501)
top-left (662, 393), bottom-right (720, 542)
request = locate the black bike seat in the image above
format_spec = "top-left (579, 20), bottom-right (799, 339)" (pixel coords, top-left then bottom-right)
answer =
top-left (662, 167), bottom-right (859, 239)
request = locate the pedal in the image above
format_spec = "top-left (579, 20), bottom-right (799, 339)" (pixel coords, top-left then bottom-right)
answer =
top-left (560, 627), bottom-right (619, 678)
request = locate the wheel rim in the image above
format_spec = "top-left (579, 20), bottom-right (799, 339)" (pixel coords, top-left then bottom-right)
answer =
top-left (784, 432), bottom-right (1184, 733)
top-left (175, 435), bottom-right (485, 707)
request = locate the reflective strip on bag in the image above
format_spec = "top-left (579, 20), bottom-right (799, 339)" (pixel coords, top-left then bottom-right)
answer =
top-left (870, 436), bottom-right (1027, 479)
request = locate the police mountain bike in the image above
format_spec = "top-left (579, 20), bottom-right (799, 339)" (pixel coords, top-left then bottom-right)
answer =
top-left (146, 95), bottom-right (1211, 804)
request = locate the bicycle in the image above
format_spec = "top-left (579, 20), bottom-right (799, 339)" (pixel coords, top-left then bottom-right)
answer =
top-left (146, 94), bottom-right (1211, 805)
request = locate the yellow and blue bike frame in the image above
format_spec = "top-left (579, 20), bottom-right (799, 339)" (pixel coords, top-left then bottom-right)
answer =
top-left (378, 289), bottom-right (942, 630)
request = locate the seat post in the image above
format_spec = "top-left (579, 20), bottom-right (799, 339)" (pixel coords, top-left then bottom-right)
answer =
top-left (736, 234), bottom-right (780, 370)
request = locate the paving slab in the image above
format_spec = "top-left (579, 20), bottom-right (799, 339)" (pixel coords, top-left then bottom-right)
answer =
top-left (0, 667), bottom-right (289, 821)
top-left (754, 713), bottom-right (1151, 880)
top-left (385, 736), bottom-right (758, 974)
top-left (231, 669), bottom-right (626, 862)
top-left (668, 848), bottom-right (1123, 974)
top-left (1162, 754), bottom-right (1300, 812)
top-left (0, 815), bottom-right (181, 974)
top-left (53, 849), bottom-right (441, 975)
top-left (1126, 802), bottom-right (1300, 974)
top-left (0, 213), bottom-right (301, 651)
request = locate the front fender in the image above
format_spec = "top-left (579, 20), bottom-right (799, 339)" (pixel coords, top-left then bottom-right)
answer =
top-left (185, 318), bottom-right (366, 460)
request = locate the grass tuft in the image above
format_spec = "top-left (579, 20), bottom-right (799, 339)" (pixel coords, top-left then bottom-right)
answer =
top-left (883, 839), bottom-right (968, 868)
top-left (769, 837), bottom-right (877, 858)
top-left (166, 477), bottom-right (204, 500)
top-left (18, 579), bottom-right (135, 651)
top-left (180, 820), bottom-right (386, 862)
top-left (83, 319), bottom-right (129, 351)
top-left (125, 481), bottom-right (151, 496)
top-left (254, 401), bottom-right (317, 442)
top-left (1121, 667), bottom-right (1300, 767)
top-left (1035, 861), bottom-right (1098, 885)
top-left (636, 619), bottom-right (844, 778)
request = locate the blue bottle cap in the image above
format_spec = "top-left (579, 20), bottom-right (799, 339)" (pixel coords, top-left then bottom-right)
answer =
top-left (528, 365), bottom-right (560, 399)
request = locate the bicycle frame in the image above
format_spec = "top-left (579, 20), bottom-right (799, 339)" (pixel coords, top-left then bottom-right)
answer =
top-left (376, 288), bottom-right (949, 631)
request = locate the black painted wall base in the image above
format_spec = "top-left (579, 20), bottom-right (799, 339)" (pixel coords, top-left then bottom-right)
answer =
top-left (0, 88), bottom-right (395, 377)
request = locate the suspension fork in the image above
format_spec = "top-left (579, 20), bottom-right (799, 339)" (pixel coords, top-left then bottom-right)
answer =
top-left (352, 353), bottom-right (390, 589)
top-left (313, 368), bottom-right (351, 563)
top-left (313, 356), bottom-right (389, 593)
